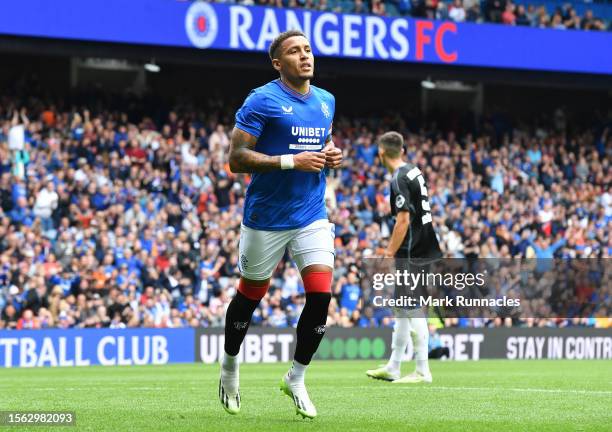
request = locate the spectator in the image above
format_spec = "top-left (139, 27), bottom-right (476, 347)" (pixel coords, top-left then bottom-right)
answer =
top-left (486, 0), bottom-right (505, 23)
top-left (437, 1), bottom-right (450, 20)
top-left (502, 2), bottom-right (516, 25)
top-left (428, 325), bottom-right (450, 359)
top-left (317, 0), bottom-right (329, 11)
top-left (353, 0), bottom-right (367, 14)
top-left (17, 309), bottom-right (40, 329)
top-left (425, 0), bottom-right (439, 19)
top-left (581, 9), bottom-right (596, 30)
top-left (1, 302), bottom-right (19, 329)
top-left (525, 4), bottom-right (537, 25)
top-left (281, 267), bottom-right (302, 303)
top-left (372, 0), bottom-right (386, 16)
top-left (551, 13), bottom-right (566, 29)
top-left (9, 197), bottom-right (33, 227)
top-left (528, 233), bottom-right (567, 259)
top-left (515, 5), bottom-right (531, 26)
top-left (335, 273), bottom-right (361, 314)
top-left (449, 0), bottom-right (467, 22)
top-left (208, 124), bottom-right (230, 156)
top-left (536, 6), bottom-right (551, 28)
top-left (355, 135), bottom-right (377, 166)
top-left (33, 182), bottom-right (58, 234)
top-left (563, 6), bottom-right (581, 30)
top-left (465, 1), bottom-right (481, 21)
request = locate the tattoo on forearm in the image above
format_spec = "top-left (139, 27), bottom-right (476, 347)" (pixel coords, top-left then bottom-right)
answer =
top-left (230, 148), bottom-right (280, 173)
top-left (229, 128), bottom-right (280, 173)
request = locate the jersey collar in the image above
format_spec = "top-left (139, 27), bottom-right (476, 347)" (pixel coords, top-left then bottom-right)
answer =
top-left (275, 78), bottom-right (312, 100)
top-left (392, 163), bottom-right (408, 177)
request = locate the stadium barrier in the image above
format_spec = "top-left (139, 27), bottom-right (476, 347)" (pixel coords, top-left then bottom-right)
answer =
top-left (1, 327), bottom-right (610, 368)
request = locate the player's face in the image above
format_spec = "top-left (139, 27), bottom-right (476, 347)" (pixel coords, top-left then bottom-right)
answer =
top-left (275, 36), bottom-right (314, 81)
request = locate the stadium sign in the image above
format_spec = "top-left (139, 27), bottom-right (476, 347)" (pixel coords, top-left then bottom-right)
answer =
top-left (198, 329), bottom-right (295, 363)
top-left (0, 328), bottom-right (194, 368)
top-left (195, 327), bottom-right (392, 363)
top-left (196, 327), bottom-right (612, 363)
top-left (438, 328), bottom-right (612, 360)
top-left (1, 327), bottom-right (610, 367)
top-left (0, 1), bottom-right (611, 75)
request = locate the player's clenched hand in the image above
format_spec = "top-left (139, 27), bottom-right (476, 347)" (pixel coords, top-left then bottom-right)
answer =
top-left (293, 151), bottom-right (326, 172)
top-left (322, 145), bottom-right (342, 169)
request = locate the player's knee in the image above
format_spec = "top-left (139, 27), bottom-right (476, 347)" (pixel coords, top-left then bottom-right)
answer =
top-left (302, 270), bottom-right (333, 294)
top-left (237, 278), bottom-right (270, 301)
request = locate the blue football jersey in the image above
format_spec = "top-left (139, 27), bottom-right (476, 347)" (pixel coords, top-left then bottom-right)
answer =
top-left (235, 79), bottom-right (335, 231)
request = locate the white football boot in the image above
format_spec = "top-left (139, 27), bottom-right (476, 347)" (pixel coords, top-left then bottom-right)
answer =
top-left (366, 364), bottom-right (401, 382)
top-left (280, 374), bottom-right (317, 419)
top-left (391, 371), bottom-right (433, 384)
top-left (219, 367), bottom-right (240, 414)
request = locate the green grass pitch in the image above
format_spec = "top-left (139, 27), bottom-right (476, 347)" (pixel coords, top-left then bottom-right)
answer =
top-left (1, 360), bottom-right (611, 431)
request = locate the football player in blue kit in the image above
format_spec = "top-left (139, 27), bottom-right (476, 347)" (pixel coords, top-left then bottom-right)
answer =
top-left (218, 30), bottom-right (343, 419)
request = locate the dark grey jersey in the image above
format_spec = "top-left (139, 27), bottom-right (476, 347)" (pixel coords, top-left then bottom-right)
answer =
top-left (390, 163), bottom-right (442, 261)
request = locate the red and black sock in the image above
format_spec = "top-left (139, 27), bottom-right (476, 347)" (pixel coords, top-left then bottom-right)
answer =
top-left (223, 280), bottom-right (268, 356)
top-left (294, 272), bottom-right (333, 365)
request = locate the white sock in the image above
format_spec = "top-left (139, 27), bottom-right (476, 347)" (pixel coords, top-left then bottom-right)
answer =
top-left (387, 318), bottom-right (411, 373)
top-left (416, 359), bottom-right (429, 375)
top-left (221, 353), bottom-right (239, 394)
top-left (409, 317), bottom-right (430, 376)
top-left (222, 352), bottom-right (239, 372)
top-left (287, 360), bottom-right (307, 385)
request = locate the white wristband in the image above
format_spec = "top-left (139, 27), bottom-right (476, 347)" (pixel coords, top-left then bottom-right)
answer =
top-left (280, 154), bottom-right (295, 170)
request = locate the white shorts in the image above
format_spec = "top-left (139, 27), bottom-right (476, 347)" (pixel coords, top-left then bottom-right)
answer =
top-left (238, 219), bottom-right (335, 281)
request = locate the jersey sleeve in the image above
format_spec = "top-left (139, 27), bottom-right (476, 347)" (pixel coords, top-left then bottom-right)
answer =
top-left (235, 90), bottom-right (268, 139)
top-left (393, 175), bottom-right (415, 214)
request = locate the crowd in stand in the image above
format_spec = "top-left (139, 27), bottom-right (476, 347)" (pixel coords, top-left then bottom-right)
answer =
top-left (0, 94), bottom-right (610, 330)
top-left (219, 0), bottom-right (611, 31)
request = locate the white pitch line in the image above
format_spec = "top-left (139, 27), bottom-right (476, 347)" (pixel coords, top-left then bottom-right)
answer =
top-left (351, 385), bottom-right (612, 396)
top-left (2, 386), bottom-right (181, 391)
top-left (9, 386), bottom-right (612, 396)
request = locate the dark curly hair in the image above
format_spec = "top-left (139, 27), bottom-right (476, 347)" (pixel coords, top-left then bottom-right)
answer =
top-left (268, 30), bottom-right (308, 60)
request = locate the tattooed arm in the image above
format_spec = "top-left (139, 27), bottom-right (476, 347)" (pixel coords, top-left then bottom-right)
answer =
top-left (229, 127), bottom-right (280, 173)
top-left (229, 127), bottom-right (326, 174)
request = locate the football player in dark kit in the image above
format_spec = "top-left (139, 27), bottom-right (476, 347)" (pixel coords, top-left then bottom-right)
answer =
top-left (366, 131), bottom-right (442, 383)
